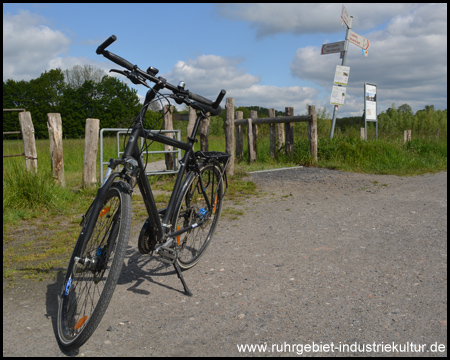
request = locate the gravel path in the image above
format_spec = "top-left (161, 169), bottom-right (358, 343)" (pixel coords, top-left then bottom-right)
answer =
top-left (3, 168), bottom-right (447, 357)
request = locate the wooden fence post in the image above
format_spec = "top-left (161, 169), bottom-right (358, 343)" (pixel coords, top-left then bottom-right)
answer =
top-left (277, 120), bottom-right (285, 153)
top-left (225, 97), bottom-right (235, 176)
top-left (163, 105), bottom-right (174, 170)
top-left (360, 128), bottom-right (365, 140)
top-left (285, 107), bottom-right (294, 156)
top-left (18, 111), bottom-right (38, 173)
top-left (235, 111), bottom-right (244, 159)
top-left (47, 113), bottom-right (65, 186)
top-left (187, 106), bottom-right (196, 146)
top-left (404, 129), bottom-right (412, 143)
top-left (200, 115), bottom-right (210, 151)
top-left (307, 105), bottom-right (318, 164)
top-left (250, 110), bottom-right (258, 161)
top-left (247, 118), bottom-right (257, 162)
top-left (268, 108), bottom-right (276, 158)
top-left (83, 118), bottom-right (100, 188)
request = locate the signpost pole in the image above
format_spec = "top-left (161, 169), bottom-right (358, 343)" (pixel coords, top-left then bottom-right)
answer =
top-left (322, 6), bottom-right (369, 139)
top-left (329, 25), bottom-right (351, 139)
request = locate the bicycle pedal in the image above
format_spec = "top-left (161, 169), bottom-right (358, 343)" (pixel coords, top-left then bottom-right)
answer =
top-left (157, 246), bottom-right (177, 264)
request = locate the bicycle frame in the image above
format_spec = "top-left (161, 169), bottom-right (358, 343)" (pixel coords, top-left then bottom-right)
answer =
top-left (101, 83), bottom-right (211, 245)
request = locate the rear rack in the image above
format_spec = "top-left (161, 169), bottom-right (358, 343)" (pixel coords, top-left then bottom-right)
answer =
top-left (195, 151), bottom-right (231, 198)
top-left (195, 151), bottom-right (231, 165)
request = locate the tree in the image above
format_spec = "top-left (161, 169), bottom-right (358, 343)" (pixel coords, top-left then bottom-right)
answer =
top-left (3, 79), bottom-right (29, 136)
top-left (94, 75), bottom-right (140, 128)
top-left (64, 64), bottom-right (104, 90)
top-left (398, 103), bottom-right (413, 130)
top-left (3, 69), bottom-right (66, 137)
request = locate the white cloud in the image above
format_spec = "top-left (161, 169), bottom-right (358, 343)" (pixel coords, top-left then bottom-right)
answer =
top-left (289, 3), bottom-right (447, 115)
top-left (163, 54), bottom-right (319, 113)
top-left (217, 4), bottom-right (420, 37)
top-left (3, 10), bottom-right (72, 81)
top-left (165, 55), bottom-right (260, 95)
top-left (3, 10), bottom-right (115, 83)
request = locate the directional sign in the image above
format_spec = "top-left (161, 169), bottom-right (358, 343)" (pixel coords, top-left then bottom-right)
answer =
top-left (321, 41), bottom-right (345, 55)
top-left (341, 5), bottom-right (352, 28)
top-left (348, 30), bottom-right (369, 50)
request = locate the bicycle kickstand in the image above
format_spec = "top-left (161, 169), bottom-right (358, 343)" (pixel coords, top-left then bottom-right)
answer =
top-left (173, 261), bottom-right (193, 297)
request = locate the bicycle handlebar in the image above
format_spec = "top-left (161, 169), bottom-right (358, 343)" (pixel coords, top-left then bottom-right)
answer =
top-left (96, 35), bottom-right (117, 55)
top-left (96, 35), bottom-right (226, 115)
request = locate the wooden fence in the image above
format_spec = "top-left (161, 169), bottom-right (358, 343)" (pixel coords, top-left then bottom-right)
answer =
top-left (3, 110), bottom-right (38, 173)
top-left (170, 98), bottom-right (317, 176)
top-left (3, 104), bottom-right (434, 189)
top-left (222, 98), bottom-right (317, 175)
top-left (2, 110), bottom-right (98, 188)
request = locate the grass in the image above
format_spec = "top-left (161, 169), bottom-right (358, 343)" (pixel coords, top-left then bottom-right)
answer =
top-left (2, 128), bottom-right (447, 287)
top-left (291, 134), bottom-right (447, 176)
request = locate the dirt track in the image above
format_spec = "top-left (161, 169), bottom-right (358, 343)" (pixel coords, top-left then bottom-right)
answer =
top-left (3, 168), bottom-right (447, 357)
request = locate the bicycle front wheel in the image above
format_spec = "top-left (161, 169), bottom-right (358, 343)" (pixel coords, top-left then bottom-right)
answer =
top-left (57, 182), bottom-right (132, 351)
top-left (172, 163), bottom-right (224, 270)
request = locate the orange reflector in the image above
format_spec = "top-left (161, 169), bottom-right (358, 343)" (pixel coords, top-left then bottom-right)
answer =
top-left (213, 196), bottom-right (218, 214)
top-left (74, 315), bottom-right (88, 330)
top-left (176, 226), bottom-right (180, 245)
top-left (99, 206), bottom-right (111, 218)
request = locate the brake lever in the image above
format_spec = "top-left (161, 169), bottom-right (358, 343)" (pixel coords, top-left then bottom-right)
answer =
top-left (170, 93), bottom-right (187, 105)
top-left (109, 69), bottom-right (150, 88)
top-left (110, 69), bottom-right (127, 77)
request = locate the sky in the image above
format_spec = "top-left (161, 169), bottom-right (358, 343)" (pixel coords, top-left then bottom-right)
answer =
top-left (3, 3), bottom-right (447, 118)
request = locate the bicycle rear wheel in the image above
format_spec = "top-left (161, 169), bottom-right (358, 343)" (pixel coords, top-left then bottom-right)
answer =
top-left (57, 182), bottom-right (131, 351)
top-left (172, 163), bottom-right (224, 270)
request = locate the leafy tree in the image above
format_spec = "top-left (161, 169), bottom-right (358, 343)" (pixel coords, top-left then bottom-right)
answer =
top-left (3, 79), bottom-right (29, 137)
top-left (3, 69), bottom-right (66, 137)
top-left (64, 64), bottom-right (104, 90)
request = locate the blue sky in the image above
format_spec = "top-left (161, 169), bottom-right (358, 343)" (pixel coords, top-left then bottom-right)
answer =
top-left (3, 3), bottom-right (447, 118)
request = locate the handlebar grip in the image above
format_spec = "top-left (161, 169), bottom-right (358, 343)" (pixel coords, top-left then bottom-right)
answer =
top-left (102, 50), bottom-right (135, 71)
top-left (212, 89), bottom-right (226, 109)
top-left (188, 91), bottom-right (213, 107)
top-left (96, 35), bottom-right (117, 54)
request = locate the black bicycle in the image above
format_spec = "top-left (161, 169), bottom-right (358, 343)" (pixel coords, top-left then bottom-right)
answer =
top-left (56, 35), bottom-right (229, 351)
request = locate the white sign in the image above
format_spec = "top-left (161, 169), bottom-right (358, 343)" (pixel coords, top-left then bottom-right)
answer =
top-left (348, 30), bottom-right (369, 50)
top-left (330, 85), bottom-right (347, 106)
top-left (333, 65), bottom-right (350, 86)
top-left (364, 83), bottom-right (377, 120)
top-left (321, 41), bottom-right (346, 55)
top-left (341, 5), bottom-right (352, 28)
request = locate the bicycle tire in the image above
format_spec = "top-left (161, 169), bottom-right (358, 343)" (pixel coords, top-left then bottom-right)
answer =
top-left (57, 182), bottom-right (132, 351)
top-left (171, 162), bottom-right (224, 270)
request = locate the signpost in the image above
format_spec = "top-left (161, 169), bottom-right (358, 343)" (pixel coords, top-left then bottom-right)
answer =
top-left (341, 5), bottom-right (352, 28)
top-left (321, 41), bottom-right (345, 55)
top-left (333, 65), bottom-right (350, 86)
top-left (330, 85), bottom-right (347, 106)
top-left (321, 5), bottom-right (370, 138)
top-left (348, 30), bottom-right (369, 50)
top-left (364, 83), bottom-right (378, 140)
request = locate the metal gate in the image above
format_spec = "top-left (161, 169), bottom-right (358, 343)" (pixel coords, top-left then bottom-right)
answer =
top-left (99, 128), bottom-right (182, 181)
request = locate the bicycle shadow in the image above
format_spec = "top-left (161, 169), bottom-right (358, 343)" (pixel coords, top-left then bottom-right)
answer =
top-left (117, 245), bottom-right (186, 296)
